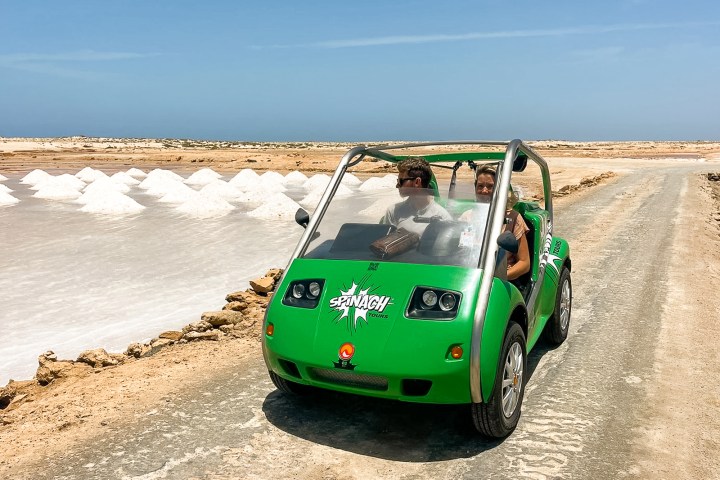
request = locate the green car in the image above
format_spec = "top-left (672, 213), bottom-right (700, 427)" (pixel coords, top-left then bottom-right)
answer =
top-left (262, 140), bottom-right (572, 438)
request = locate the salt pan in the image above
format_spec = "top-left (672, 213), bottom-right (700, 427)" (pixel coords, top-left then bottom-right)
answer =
top-left (300, 183), bottom-right (353, 208)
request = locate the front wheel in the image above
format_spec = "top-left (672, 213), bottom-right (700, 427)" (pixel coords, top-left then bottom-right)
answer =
top-left (543, 266), bottom-right (572, 345)
top-left (471, 322), bottom-right (527, 438)
top-left (269, 371), bottom-right (312, 395)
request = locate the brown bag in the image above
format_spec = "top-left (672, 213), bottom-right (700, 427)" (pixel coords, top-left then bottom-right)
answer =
top-left (369, 228), bottom-right (420, 259)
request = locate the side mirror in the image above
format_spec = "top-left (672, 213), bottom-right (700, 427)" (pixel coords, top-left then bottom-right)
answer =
top-left (497, 231), bottom-right (519, 254)
top-left (295, 208), bottom-right (310, 229)
top-left (513, 154), bottom-right (528, 172)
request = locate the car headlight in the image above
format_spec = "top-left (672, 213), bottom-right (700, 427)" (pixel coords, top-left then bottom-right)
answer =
top-left (407, 287), bottom-right (461, 320)
top-left (283, 279), bottom-right (325, 309)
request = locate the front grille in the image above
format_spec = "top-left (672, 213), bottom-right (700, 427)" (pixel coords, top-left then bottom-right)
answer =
top-left (308, 367), bottom-right (388, 391)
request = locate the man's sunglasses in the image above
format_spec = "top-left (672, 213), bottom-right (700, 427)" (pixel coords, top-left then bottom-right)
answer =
top-left (397, 176), bottom-right (419, 185)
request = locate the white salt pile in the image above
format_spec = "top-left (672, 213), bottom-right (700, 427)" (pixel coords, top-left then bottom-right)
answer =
top-left (84, 178), bottom-right (131, 194)
top-left (0, 184), bottom-right (12, 193)
top-left (283, 170), bottom-right (309, 185)
top-left (184, 168), bottom-right (222, 186)
top-left (175, 194), bottom-right (235, 218)
top-left (143, 169), bottom-right (184, 184)
top-left (300, 183), bottom-right (353, 207)
top-left (260, 171), bottom-right (285, 183)
top-left (21, 169), bottom-right (53, 186)
top-left (0, 174), bottom-right (8, 181)
top-left (110, 171), bottom-right (141, 186)
top-left (31, 174), bottom-right (86, 192)
top-left (80, 190), bottom-right (145, 215)
top-left (0, 191), bottom-right (19, 205)
top-left (247, 192), bottom-right (302, 220)
top-left (228, 169), bottom-right (260, 189)
top-left (158, 185), bottom-right (199, 204)
top-left (199, 180), bottom-right (242, 201)
top-left (359, 198), bottom-right (396, 218)
top-left (75, 167), bottom-right (109, 183)
top-left (303, 174), bottom-right (332, 191)
top-left (125, 168), bottom-right (147, 178)
top-left (33, 185), bottom-right (82, 200)
top-left (259, 175), bottom-right (287, 193)
top-left (359, 175), bottom-right (397, 191)
top-left (341, 173), bottom-right (362, 186)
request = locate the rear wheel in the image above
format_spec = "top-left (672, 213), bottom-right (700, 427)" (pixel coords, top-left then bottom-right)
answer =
top-left (472, 322), bottom-right (527, 438)
top-left (269, 371), bottom-right (312, 395)
top-left (543, 266), bottom-right (572, 345)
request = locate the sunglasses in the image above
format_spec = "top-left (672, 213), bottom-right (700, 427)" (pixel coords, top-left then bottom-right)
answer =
top-left (397, 176), bottom-right (419, 185)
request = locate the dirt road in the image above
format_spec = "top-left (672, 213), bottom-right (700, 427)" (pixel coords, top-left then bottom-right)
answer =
top-left (6, 160), bottom-right (718, 479)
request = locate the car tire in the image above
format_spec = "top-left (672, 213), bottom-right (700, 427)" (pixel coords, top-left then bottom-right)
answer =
top-left (269, 371), bottom-right (311, 395)
top-left (543, 266), bottom-right (572, 345)
top-left (471, 322), bottom-right (527, 438)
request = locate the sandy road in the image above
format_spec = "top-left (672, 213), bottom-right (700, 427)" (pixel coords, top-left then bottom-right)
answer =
top-left (11, 162), bottom-right (720, 480)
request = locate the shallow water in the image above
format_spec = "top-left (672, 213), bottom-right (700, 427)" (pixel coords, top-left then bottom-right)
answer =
top-left (0, 172), bottom-right (304, 384)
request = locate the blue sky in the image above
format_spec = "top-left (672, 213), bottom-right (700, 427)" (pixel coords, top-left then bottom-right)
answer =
top-left (1, 1), bottom-right (719, 141)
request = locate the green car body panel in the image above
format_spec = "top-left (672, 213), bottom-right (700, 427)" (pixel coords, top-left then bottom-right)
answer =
top-left (262, 140), bottom-right (571, 417)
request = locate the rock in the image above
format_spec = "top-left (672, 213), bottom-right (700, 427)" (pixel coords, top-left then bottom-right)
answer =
top-left (201, 310), bottom-right (245, 327)
top-left (182, 320), bottom-right (213, 334)
top-left (159, 331), bottom-right (184, 341)
top-left (225, 290), bottom-right (257, 303)
top-left (36, 352), bottom-right (86, 386)
top-left (148, 338), bottom-right (173, 355)
top-left (249, 276), bottom-right (275, 294)
top-left (264, 268), bottom-right (284, 281)
top-left (558, 185), bottom-right (572, 193)
top-left (125, 342), bottom-right (149, 358)
top-left (77, 348), bottom-right (123, 368)
top-left (183, 331), bottom-right (220, 342)
top-left (223, 300), bottom-right (248, 312)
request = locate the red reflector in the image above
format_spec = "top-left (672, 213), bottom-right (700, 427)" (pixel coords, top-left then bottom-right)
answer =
top-left (339, 342), bottom-right (355, 360)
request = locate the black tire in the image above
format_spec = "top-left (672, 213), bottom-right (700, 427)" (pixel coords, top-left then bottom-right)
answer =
top-left (471, 322), bottom-right (527, 438)
top-left (543, 266), bottom-right (572, 345)
top-left (269, 371), bottom-right (311, 395)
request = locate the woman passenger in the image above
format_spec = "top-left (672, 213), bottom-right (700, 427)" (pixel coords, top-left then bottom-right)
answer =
top-left (462, 165), bottom-right (531, 281)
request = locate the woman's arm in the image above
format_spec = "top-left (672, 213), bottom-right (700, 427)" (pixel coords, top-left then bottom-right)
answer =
top-left (507, 233), bottom-right (530, 281)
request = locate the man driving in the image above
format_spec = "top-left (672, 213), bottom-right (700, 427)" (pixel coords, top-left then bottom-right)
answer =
top-left (381, 156), bottom-right (452, 235)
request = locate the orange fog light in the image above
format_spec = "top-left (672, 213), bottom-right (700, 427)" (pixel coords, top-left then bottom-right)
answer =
top-left (450, 345), bottom-right (463, 359)
top-left (265, 323), bottom-right (275, 336)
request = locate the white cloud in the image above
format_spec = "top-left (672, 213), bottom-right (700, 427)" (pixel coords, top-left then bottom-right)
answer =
top-left (254, 21), bottom-right (720, 49)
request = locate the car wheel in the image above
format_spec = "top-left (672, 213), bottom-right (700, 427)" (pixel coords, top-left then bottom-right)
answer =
top-left (269, 371), bottom-right (311, 395)
top-left (471, 322), bottom-right (527, 438)
top-left (543, 266), bottom-right (572, 345)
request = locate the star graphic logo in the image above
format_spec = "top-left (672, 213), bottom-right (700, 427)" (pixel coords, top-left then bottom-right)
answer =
top-left (328, 279), bottom-right (392, 333)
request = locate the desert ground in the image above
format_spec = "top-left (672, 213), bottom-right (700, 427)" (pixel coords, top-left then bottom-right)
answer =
top-left (1, 138), bottom-right (719, 479)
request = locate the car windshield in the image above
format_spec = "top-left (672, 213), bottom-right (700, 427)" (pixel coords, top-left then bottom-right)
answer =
top-left (301, 170), bottom-right (490, 268)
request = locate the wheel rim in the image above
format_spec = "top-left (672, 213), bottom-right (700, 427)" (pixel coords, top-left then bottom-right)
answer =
top-left (559, 278), bottom-right (571, 332)
top-left (501, 342), bottom-right (524, 418)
